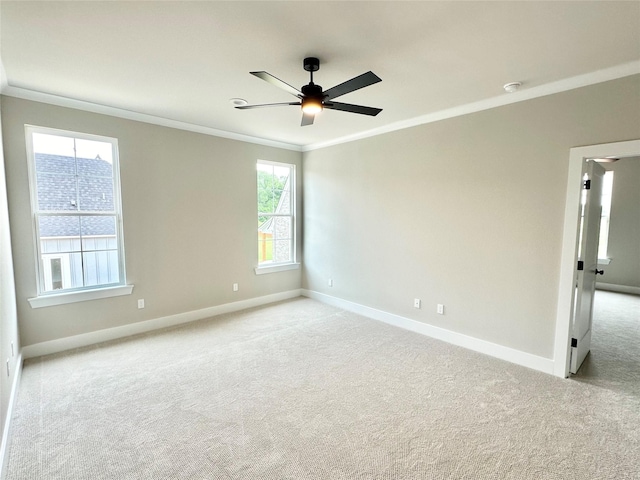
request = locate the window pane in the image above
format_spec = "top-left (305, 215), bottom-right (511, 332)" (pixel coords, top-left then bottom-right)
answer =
top-left (39, 215), bottom-right (81, 240)
top-left (257, 215), bottom-right (294, 264)
top-left (83, 250), bottom-right (119, 287)
top-left (50, 258), bottom-right (63, 290)
top-left (273, 239), bottom-right (292, 263)
top-left (36, 172), bottom-right (78, 211)
top-left (273, 216), bottom-right (292, 238)
top-left (257, 164), bottom-right (291, 214)
top-left (272, 216), bottom-right (292, 263)
top-left (258, 235), bottom-right (273, 263)
top-left (76, 155), bottom-right (114, 177)
top-left (273, 165), bottom-right (290, 179)
top-left (35, 152), bottom-right (75, 175)
top-left (75, 138), bottom-right (113, 163)
top-left (38, 216), bottom-right (119, 290)
top-left (258, 189), bottom-right (277, 215)
top-left (78, 175), bottom-right (115, 212)
top-left (276, 187), bottom-right (291, 214)
top-left (81, 216), bottom-right (119, 286)
top-left (81, 216), bottom-right (117, 244)
top-left (32, 133), bottom-right (75, 158)
top-left (597, 171), bottom-right (614, 259)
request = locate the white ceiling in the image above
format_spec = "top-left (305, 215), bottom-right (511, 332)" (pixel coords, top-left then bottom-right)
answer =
top-left (1, 1), bottom-right (639, 150)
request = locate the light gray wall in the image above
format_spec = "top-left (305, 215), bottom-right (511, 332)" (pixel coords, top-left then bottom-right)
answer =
top-left (0, 95), bottom-right (21, 454)
top-left (1, 96), bottom-right (303, 347)
top-left (602, 158), bottom-right (640, 287)
top-left (302, 75), bottom-right (640, 360)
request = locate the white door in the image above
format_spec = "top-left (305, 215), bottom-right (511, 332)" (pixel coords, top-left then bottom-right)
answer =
top-left (570, 160), bottom-right (605, 374)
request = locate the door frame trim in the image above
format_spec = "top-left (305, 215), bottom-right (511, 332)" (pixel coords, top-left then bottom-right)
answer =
top-left (553, 139), bottom-right (640, 378)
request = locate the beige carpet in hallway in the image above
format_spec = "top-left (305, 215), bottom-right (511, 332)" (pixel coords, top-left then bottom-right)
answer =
top-left (572, 290), bottom-right (640, 398)
top-left (6, 296), bottom-right (640, 479)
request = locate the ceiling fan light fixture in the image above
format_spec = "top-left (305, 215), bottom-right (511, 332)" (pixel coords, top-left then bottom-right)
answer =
top-left (301, 98), bottom-right (323, 114)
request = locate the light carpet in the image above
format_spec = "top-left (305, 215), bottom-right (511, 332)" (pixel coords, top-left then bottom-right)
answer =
top-left (572, 290), bottom-right (640, 398)
top-left (6, 295), bottom-right (640, 479)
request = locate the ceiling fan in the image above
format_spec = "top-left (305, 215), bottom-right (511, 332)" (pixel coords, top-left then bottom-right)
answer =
top-left (236, 57), bottom-right (382, 126)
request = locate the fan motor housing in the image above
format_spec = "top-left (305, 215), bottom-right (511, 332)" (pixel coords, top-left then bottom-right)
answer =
top-left (302, 83), bottom-right (323, 97)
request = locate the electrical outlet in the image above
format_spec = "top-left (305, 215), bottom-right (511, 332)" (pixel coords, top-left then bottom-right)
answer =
top-left (137, 299), bottom-right (145, 309)
top-left (328, 278), bottom-right (333, 287)
top-left (414, 298), bottom-right (421, 309)
top-left (437, 304), bottom-right (445, 315)
top-left (233, 283), bottom-right (239, 292)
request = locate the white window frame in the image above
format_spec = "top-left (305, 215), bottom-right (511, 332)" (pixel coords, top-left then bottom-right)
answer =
top-left (25, 125), bottom-right (132, 308)
top-left (255, 160), bottom-right (299, 275)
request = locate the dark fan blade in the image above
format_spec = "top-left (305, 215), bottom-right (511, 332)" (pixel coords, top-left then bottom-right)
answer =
top-left (324, 101), bottom-right (382, 116)
top-left (323, 71), bottom-right (381, 100)
top-left (301, 112), bottom-right (315, 126)
top-left (235, 102), bottom-right (300, 110)
top-left (251, 71), bottom-right (302, 98)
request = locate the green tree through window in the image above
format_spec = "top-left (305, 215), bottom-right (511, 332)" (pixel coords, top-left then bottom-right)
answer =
top-left (257, 161), bottom-right (295, 265)
top-left (257, 170), bottom-right (286, 225)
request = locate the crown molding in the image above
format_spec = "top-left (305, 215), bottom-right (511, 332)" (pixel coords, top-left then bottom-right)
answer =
top-left (0, 84), bottom-right (303, 152)
top-left (303, 60), bottom-right (640, 152)
top-left (2, 61), bottom-right (638, 153)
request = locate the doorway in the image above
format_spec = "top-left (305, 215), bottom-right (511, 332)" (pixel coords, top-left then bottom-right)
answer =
top-left (553, 139), bottom-right (640, 378)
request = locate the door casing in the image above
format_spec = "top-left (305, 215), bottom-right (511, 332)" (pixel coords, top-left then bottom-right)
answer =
top-left (553, 139), bottom-right (640, 378)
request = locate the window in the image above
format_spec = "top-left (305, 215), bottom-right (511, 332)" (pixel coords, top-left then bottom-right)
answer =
top-left (256, 160), bottom-right (296, 272)
top-left (26, 126), bottom-right (130, 306)
top-left (598, 170), bottom-right (614, 260)
top-left (579, 169), bottom-right (614, 262)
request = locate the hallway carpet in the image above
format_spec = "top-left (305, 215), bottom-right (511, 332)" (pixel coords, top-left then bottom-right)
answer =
top-left (573, 290), bottom-right (640, 398)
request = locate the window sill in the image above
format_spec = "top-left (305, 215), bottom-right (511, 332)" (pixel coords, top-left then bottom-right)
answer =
top-left (254, 263), bottom-right (300, 275)
top-left (28, 284), bottom-right (134, 309)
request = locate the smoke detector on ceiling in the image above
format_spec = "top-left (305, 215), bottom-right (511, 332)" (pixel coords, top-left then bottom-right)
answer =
top-left (229, 98), bottom-right (248, 107)
top-left (503, 82), bottom-right (522, 93)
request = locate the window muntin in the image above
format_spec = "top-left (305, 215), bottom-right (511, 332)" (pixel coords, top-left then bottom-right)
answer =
top-left (257, 161), bottom-right (295, 266)
top-left (26, 126), bottom-right (126, 295)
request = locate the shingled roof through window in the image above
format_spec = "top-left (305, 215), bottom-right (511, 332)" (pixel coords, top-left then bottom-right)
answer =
top-left (35, 153), bottom-right (117, 238)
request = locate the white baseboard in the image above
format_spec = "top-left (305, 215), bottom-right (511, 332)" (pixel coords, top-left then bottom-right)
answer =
top-left (596, 283), bottom-right (640, 296)
top-left (302, 289), bottom-right (554, 375)
top-left (22, 289), bottom-right (302, 359)
top-left (0, 352), bottom-right (23, 480)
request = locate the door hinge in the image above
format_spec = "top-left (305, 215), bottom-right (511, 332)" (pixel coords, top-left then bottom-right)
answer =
top-left (577, 260), bottom-right (584, 271)
top-left (571, 338), bottom-right (578, 348)
top-left (583, 179), bottom-right (591, 190)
